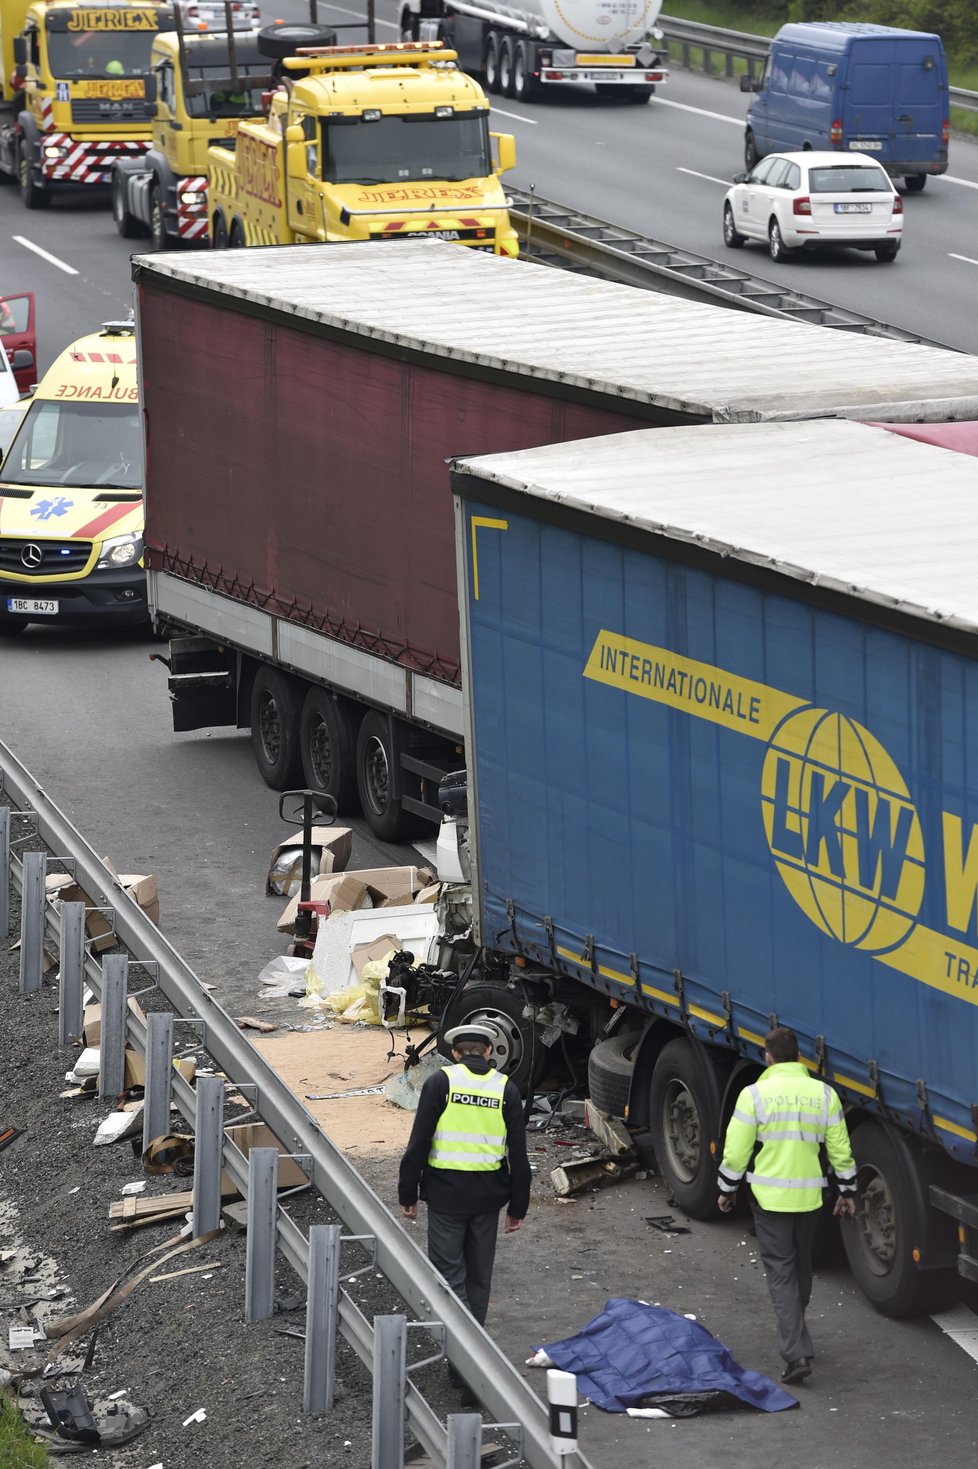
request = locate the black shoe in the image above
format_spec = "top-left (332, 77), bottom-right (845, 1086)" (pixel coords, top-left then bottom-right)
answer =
top-left (781, 1358), bottom-right (812, 1385)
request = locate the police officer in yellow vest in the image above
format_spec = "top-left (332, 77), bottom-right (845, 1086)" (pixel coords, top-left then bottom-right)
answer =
top-left (717, 1026), bottom-right (857, 1386)
top-left (399, 1023), bottom-right (531, 1372)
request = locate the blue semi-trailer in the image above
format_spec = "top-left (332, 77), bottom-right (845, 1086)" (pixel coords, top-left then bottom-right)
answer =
top-left (440, 416), bottom-right (978, 1318)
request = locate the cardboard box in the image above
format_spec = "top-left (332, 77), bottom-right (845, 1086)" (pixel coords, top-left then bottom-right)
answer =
top-left (350, 866), bottom-right (434, 903)
top-left (83, 996), bottom-right (147, 1047)
top-left (265, 827), bottom-right (353, 896)
top-left (46, 866), bottom-right (160, 954)
top-left (123, 1047), bottom-right (196, 1090)
top-left (351, 933), bottom-right (401, 982)
top-left (276, 872), bottom-right (372, 935)
top-left (223, 1122), bottom-right (309, 1190)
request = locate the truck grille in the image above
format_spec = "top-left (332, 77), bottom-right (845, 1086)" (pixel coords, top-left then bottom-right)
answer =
top-left (70, 100), bottom-right (155, 124)
top-left (0, 540), bottom-right (92, 575)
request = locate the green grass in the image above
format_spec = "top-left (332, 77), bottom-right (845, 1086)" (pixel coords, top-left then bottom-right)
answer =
top-left (0, 1394), bottom-right (48, 1468)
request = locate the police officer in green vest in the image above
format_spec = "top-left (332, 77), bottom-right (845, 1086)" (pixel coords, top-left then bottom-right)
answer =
top-left (399, 1023), bottom-right (531, 1397)
top-left (717, 1026), bottom-right (857, 1386)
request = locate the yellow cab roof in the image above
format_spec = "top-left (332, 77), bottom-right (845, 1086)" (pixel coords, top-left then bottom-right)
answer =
top-left (294, 63), bottom-right (488, 115)
top-left (36, 327), bottom-right (138, 402)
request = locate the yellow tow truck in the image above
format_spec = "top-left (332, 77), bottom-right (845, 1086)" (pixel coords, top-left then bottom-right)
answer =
top-left (209, 30), bottom-right (518, 255)
top-left (0, 0), bottom-right (173, 208)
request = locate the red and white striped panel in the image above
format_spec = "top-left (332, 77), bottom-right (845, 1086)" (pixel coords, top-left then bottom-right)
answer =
top-left (39, 97), bottom-right (53, 128)
top-left (176, 175), bottom-right (209, 241)
top-left (42, 136), bottom-right (149, 185)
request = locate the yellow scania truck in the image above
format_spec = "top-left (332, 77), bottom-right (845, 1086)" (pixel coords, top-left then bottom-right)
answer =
top-left (208, 29), bottom-right (518, 255)
top-left (0, 0), bottom-right (172, 208)
top-left (0, 322), bottom-right (146, 633)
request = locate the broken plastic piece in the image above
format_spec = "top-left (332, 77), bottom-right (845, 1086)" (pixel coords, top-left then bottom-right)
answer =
top-left (644, 1215), bottom-right (691, 1235)
top-left (183, 1407), bottom-right (207, 1426)
top-left (40, 1385), bottom-right (100, 1443)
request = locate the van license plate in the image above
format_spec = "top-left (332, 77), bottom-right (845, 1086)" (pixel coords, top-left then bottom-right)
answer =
top-left (836, 203), bottom-right (872, 213)
top-left (849, 140), bottom-right (882, 151)
top-left (7, 597), bottom-right (58, 615)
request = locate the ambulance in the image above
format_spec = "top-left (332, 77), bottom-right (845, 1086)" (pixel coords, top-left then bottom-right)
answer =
top-left (0, 321), bottom-right (145, 632)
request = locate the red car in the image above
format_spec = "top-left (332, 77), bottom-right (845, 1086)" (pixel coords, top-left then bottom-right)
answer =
top-left (0, 293), bottom-right (37, 395)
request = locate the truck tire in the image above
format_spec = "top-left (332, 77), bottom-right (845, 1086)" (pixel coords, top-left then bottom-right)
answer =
top-left (904, 175), bottom-right (926, 193)
top-left (18, 144), bottom-right (49, 211)
top-left (211, 211), bottom-right (228, 249)
top-left (649, 1038), bottom-right (726, 1218)
top-left (249, 666), bottom-right (304, 790)
top-left (229, 219), bottom-right (246, 248)
top-left (150, 185), bottom-right (172, 251)
top-left (299, 688), bottom-right (360, 813)
top-left (355, 710), bottom-right (421, 842)
top-left (498, 37), bottom-right (515, 98)
top-left (484, 33), bottom-right (501, 93)
top-left (512, 42), bottom-right (537, 103)
top-left (439, 983), bottom-right (544, 1094)
top-left (587, 1034), bottom-right (637, 1117)
top-left (841, 1121), bottom-right (956, 1317)
top-left (112, 174), bottom-right (141, 238)
top-left (257, 23), bottom-right (337, 60)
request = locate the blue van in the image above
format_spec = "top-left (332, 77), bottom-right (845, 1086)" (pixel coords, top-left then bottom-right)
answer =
top-left (741, 23), bottom-right (949, 191)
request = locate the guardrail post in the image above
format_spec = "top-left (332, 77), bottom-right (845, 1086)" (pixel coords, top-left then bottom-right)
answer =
top-left (446, 1413), bottom-right (482, 1469)
top-left (18, 850), bottom-right (46, 994)
top-left (372, 1314), bottom-right (406, 1469)
top-left (304, 1223), bottom-right (341, 1414)
top-left (192, 1074), bottom-right (225, 1238)
top-left (98, 953), bottom-right (129, 1098)
top-left (245, 1147), bottom-right (279, 1322)
top-left (0, 807), bottom-right (9, 938)
top-left (143, 1011), bottom-right (174, 1152)
top-left (57, 901), bottom-right (86, 1045)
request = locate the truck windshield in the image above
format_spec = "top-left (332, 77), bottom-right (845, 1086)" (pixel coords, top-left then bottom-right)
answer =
top-left (323, 113), bottom-right (492, 185)
top-left (185, 65), bottom-right (268, 118)
top-left (47, 32), bottom-right (158, 79)
top-left (1, 401), bottom-right (143, 490)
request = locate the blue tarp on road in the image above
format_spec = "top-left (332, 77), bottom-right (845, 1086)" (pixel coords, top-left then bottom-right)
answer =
top-left (539, 1298), bottom-right (798, 1413)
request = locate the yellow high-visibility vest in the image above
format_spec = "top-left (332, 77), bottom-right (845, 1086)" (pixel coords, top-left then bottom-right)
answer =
top-left (428, 1064), bottom-right (508, 1172)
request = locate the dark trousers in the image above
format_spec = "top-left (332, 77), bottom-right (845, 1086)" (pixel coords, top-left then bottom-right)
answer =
top-left (427, 1209), bottom-right (500, 1326)
top-left (752, 1202), bottom-right (820, 1364)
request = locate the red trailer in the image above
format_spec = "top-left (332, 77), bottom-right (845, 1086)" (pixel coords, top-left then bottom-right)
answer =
top-left (135, 241), bottom-right (978, 838)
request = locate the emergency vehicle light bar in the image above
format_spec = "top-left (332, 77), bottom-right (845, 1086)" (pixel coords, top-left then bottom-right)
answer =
top-left (285, 41), bottom-right (457, 71)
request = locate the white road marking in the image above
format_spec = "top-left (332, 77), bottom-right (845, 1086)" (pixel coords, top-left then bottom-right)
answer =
top-left (949, 253), bottom-right (978, 266)
top-left (492, 105), bottom-right (538, 125)
top-left (677, 166), bottom-right (731, 187)
top-left (316, 4), bottom-right (397, 27)
top-left (931, 1305), bottom-right (978, 1364)
top-left (939, 174), bottom-right (978, 190)
top-left (12, 235), bottom-right (78, 275)
top-left (651, 96), bottom-right (742, 127)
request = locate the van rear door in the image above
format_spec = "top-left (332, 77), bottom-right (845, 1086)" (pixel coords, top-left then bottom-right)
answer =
top-left (844, 36), bottom-right (946, 174)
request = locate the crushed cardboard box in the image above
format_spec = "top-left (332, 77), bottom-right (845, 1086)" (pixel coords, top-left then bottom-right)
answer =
top-left (46, 859), bottom-right (159, 954)
top-left (265, 827), bottom-right (353, 896)
top-left (83, 996), bottom-right (147, 1048)
top-left (276, 864), bottom-right (436, 935)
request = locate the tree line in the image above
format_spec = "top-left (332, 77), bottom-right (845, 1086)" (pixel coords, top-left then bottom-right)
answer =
top-left (736, 3), bottom-right (974, 63)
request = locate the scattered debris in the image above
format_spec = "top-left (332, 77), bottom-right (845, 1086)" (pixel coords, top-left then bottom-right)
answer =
top-left (551, 1156), bottom-right (638, 1197)
top-left (94, 1103), bottom-right (145, 1147)
top-left (0, 1125), bottom-right (24, 1153)
top-left (149, 1262), bottom-right (223, 1284)
top-left (9, 1324), bottom-right (46, 1349)
top-left (304, 1086), bottom-right (385, 1101)
top-left (645, 1215), bottom-right (691, 1236)
top-left (235, 1016), bottom-right (278, 1033)
top-left (584, 1102), bottom-right (639, 1159)
top-left (183, 1408), bottom-right (207, 1426)
top-left (121, 1182), bottom-right (147, 1197)
top-left (40, 1385), bottom-right (100, 1444)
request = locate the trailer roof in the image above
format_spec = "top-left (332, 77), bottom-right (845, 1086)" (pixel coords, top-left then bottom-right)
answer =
top-left (135, 242), bottom-right (978, 423)
top-left (453, 418), bottom-right (978, 633)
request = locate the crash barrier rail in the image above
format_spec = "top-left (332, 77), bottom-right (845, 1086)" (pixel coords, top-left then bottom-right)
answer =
top-left (658, 15), bottom-right (978, 116)
top-left (0, 745), bottom-right (593, 1469)
top-left (507, 187), bottom-right (958, 349)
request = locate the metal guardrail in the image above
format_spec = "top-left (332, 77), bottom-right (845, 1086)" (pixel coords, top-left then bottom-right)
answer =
top-left (508, 188), bottom-right (959, 350)
top-left (658, 14), bottom-right (978, 116)
top-left (0, 745), bottom-right (593, 1469)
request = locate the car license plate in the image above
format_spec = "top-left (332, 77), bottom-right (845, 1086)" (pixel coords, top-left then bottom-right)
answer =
top-left (848, 139), bottom-right (883, 151)
top-left (7, 597), bottom-right (58, 615)
top-left (835, 202), bottom-right (872, 213)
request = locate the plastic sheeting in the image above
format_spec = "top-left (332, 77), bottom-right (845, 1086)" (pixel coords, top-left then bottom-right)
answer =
top-left (538, 1298), bottom-right (797, 1414)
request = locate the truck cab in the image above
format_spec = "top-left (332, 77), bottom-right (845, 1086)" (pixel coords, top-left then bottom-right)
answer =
top-left (112, 22), bottom-right (271, 247)
top-left (0, 323), bottom-right (146, 633)
top-left (209, 35), bottom-right (518, 255)
top-left (0, 1), bottom-right (174, 207)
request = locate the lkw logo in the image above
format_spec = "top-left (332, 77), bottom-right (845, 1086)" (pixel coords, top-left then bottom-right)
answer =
top-left (760, 707), bottom-right (924, 954)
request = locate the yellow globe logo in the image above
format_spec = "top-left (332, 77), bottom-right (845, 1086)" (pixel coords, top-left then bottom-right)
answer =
top-left (760, 707), bottom-right (924, 954)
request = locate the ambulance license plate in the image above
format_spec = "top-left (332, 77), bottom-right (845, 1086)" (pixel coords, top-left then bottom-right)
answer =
top-left (7, 597), bottom-right (58, 615)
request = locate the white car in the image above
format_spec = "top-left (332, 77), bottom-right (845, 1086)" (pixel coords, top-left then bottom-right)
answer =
top-left (723, 151), bottom-right (903, 264)
top-left (173, 0), bottom-right (261, 29)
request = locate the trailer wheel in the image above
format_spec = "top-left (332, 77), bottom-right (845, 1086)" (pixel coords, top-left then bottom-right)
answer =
top-left (150, 185), bottom-right (171, 251)
top-left (649, 1038), bottom-right (725, 1218)
top-left (229, 218), bottom-right (246, 248)
top-left (498, 37), bottom-right (515, 98)
top-left (250, 666), bottom-right (304, 790)
top-left (484, 33), bottom-right (501, 93)
top-left (18, 144), bottom-right (49, 211)
top-left (112, 174), bottom-right (140, 238)
top-left (512, 42), bottom-right (537, 102)
top-left (211, 211), bottom-right (228, 249)
top-left (587, 1034), bottom-right (637, 1118)
top-left (841, 1121), bottom-right (956, 1317)
top-left (300, 689), bottom-right (360, 813)
top-left (355, 711), bottom-right (418, 841)
top-left (439, 983), bottom-right (544, 1093)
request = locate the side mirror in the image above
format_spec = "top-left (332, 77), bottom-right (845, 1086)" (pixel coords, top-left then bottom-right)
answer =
top-left (144, 74), bottom-right (157, 102)
top-left (740, 74), bottom-right (758, 93)
top-left (12, 36), bottom-right (27, 65)
top-left (285, 123), bottom-right (304, 145)
top-left (11, 349), bottom-right (33, 370)
top-left (732, 172), bottom-right (748, 184)
top-left (490, 131), bottom-right (516, 175)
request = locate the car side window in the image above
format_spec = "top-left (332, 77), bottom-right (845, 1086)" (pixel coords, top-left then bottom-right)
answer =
top-left (748, 158), bottom-right (775, 185)
top-left (157, 62), bottom-right (175, 115)
top-left (783, 163), bottom-right (801, 191)
top-left (765, 159), bottom-right (790, 189)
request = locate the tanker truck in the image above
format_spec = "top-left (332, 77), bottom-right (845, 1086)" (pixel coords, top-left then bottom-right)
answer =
top-left (397, 0), bottom-right (668, 102)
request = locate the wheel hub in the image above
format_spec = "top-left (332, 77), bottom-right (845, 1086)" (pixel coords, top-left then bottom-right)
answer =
top-left (460, 1007), bottom-right (523, 1071)
top-left (662, 1081), bottom-right (700, 1181)
top-left (855, 1169), bottom-right (896, 1274)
